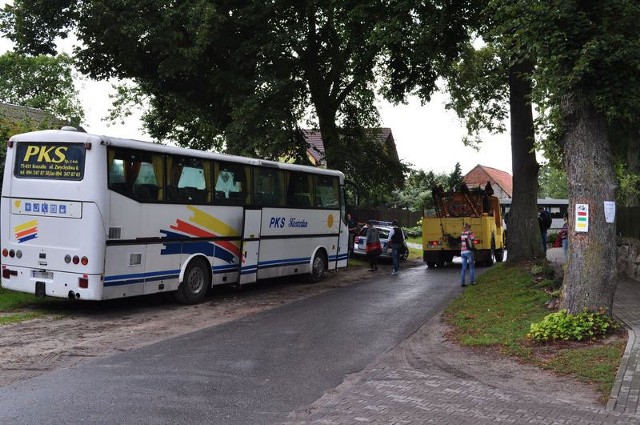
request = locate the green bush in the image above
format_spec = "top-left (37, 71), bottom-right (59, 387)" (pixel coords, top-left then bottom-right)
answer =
top-left (404, 226), bottom-right (422, 238)
top-left (528, 309), bottom-right (620, 343)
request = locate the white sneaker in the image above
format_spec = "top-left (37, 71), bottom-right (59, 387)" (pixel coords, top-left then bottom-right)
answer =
top-left (391, 270), bottom-right (398, 275)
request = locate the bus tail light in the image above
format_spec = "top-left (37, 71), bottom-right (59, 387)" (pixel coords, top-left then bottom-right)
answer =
top-left (81, 256), bottom-right (88, 266)
top-left (79, 275), bottom-right (89, 288)
top-left (2, 248), bottom-right (7, 257)
top-left (2, 268), bottom-right (17, 279)
top-left (72, 256), bottom-right (79, 265)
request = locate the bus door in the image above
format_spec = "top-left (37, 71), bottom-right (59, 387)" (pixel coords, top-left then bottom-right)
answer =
top-left (238, 209), bottom-right (260, 285)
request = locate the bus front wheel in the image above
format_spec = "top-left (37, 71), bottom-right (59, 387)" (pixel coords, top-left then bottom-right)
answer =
top-left (175, 258), bottom-right (211, 304)
top-left (309, 251), bottom-right (327, 283)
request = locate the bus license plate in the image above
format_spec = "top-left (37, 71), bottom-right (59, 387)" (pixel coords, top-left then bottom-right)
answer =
top-left (33, 271), bottom-right (53, 280)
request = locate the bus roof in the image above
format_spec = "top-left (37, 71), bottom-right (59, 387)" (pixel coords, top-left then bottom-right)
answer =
top-left (9, 129), bottom-right (345, 178)
top-left (499, 198), bottom-right (568, 205)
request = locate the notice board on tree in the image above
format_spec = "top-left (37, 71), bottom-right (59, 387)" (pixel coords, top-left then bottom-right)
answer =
top-left (575, 203), bottom-right (588, 232)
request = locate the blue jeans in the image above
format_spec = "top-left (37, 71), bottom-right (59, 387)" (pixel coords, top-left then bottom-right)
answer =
top-left (461, 251), bottom-right (475, 285)
top-left (562, 238), bottom-right (568, 261)
top-left (392, 244), bottom-right (400, 272)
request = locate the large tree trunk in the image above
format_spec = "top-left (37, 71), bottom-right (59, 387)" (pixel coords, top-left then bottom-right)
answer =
top-left (560, 93), bottom-right (618, 315)
top-left (505, 60), bottom-right (542, 263)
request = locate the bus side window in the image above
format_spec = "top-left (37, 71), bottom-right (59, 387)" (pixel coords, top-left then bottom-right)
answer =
top-left (315, 175), bottom-right (339, 208)
top-left (254, 167), bottom-right (285, 206)
top-left (215, 162), bottom-right (251, 205)
top-left (176, 157), bottom-right (207, 203)
top-left (287, 171), bottom-right (313, 208)
top-left (108, 148), bottom-right (162, 202)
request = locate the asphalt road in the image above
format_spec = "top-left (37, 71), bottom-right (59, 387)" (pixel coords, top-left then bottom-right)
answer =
top-left (0, 263), bottom-right (463, 425)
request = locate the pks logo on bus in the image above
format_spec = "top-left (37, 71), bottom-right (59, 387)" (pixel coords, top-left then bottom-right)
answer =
top-left (14, 219), bottom-right (38, 243)
top-left (23, 145), bottom-right (68, 163)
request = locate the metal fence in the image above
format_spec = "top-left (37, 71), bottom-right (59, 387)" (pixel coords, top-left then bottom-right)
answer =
top-left (618, 206), bottom-right (640, 239)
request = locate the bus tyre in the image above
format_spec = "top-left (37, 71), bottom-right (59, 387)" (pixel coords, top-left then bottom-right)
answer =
top-left (175, 258), bottom-right (210, 304)
top-left (309, 251), bottom-right (327, 283)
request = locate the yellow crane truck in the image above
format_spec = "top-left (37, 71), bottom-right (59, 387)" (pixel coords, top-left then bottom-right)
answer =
top-left (422, 183), bottom-right (505, 268)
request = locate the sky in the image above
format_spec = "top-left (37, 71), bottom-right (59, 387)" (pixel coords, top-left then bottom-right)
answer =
top-left (0, 1), bottom-right (513, 176)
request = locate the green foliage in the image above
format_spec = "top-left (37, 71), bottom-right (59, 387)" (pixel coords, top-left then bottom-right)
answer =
top-left (538, 163), bottom-right (568, 199)
top-left (615, 162), bottom-right (640, 207)
top-left (388, 165), bottom-right (459, 212)
top-left (0, 52), bottom-right (84, 123)
top-left (445, 43), bottom-right (509, 146)
top-left (1, 1), bottom-right (476, 203)
top-left (528, 309), bottom-right (620, 343)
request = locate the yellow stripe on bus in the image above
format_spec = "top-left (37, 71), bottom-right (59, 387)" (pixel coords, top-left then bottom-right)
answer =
top-left (187, 206), bottom-right (239, 237)
top-left (14, 220), bottom-right (38, 233)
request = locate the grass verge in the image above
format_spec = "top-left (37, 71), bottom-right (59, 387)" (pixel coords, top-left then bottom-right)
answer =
top-left (444, 262), bottom-right (627, 400)
top-left (0, 287), bottom-right (61, 325)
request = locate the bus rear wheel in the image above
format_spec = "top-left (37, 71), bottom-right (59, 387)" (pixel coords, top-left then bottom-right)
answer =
top-left (309, 251), bottom-right (327, 283)
top-left (175, 257), bottom-right (211, 304)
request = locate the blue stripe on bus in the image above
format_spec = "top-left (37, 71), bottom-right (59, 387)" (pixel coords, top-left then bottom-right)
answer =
top-left (104, 253), bottom-right (348, 286)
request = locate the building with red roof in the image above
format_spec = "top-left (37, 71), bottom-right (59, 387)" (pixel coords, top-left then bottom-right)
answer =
top-left (303, 128), bottom-right (398, 167)
top-left (464, 164), bottom-right (513, 199)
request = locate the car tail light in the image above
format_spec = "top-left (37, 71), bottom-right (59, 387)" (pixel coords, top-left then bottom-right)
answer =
top-left (354, 236), bottom-right (361, 243)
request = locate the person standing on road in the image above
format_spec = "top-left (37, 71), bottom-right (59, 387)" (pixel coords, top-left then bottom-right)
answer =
top-left (365, 221), bottom-right (382, 272)
top-left (538, 207), bottom-right (552, 255)
top-left (347, 213), bottom-right (358, 257)
top-left (559, 213), bottom-right (569, 261)
top-left (460, 223), bottom-right (475, 287)
top-left (388, 220), bottom-right (404, 275)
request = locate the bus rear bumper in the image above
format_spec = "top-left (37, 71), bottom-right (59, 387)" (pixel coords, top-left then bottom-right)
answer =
top-left (1, 266), bottom-right (103, 300)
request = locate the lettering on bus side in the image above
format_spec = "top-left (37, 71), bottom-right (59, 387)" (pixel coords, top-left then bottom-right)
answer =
top-left (269, 217), bottom-right (286, 228)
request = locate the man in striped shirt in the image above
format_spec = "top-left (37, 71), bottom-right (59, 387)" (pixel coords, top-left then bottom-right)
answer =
top-left (460, 223), bottom-right (475, 287)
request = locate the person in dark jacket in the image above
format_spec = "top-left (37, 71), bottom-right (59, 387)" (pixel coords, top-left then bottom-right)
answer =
top-left (388, 220), bottom-right (404, 275)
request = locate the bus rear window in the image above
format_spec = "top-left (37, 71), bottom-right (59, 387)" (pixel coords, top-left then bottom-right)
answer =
top-left (14, 142), bottom-right (86, 180)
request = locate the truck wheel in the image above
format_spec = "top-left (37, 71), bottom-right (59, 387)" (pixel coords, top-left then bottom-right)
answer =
top-left (426, 262), bottom-right (436, 268)
top-left (486, 239), bottom-right (495, 266)
top-left (495, 248), bottom-right (504, 262)
top-left (174, 257), bottom-right (210, 304)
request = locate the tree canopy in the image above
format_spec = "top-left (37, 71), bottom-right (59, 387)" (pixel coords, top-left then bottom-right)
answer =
top-left (0, 0), bottom-right (481, 202)
top-left (0, 52), bottom-right (84, 123)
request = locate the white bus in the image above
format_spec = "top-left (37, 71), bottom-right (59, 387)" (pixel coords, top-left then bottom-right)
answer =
top-left (1, 129), bottom-right (349, 303)
top-left (500, 198), bottom-right (569, 230)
